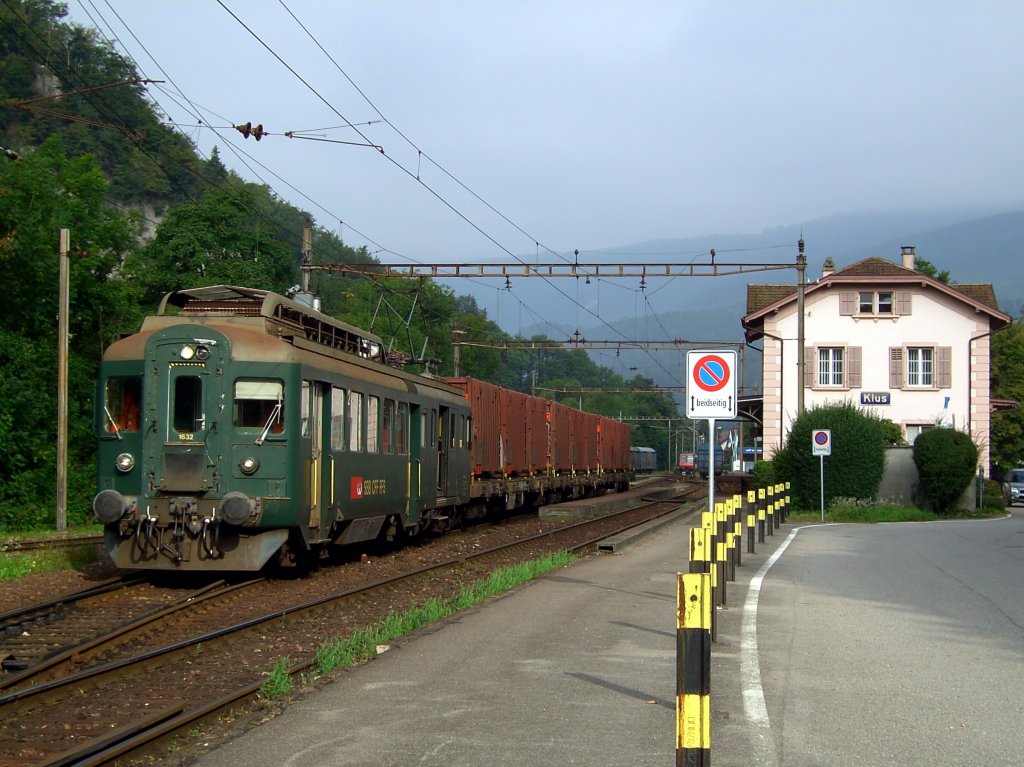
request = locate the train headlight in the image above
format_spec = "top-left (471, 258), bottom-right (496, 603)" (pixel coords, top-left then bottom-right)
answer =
top-left (115, 452), bottom-right (135, 472)
top-left (239, 456), bottom-right (259, 475)
top-left (195, 345), bottom-right (210, 360)
top-left (179, 344), bottom-right (196, 360)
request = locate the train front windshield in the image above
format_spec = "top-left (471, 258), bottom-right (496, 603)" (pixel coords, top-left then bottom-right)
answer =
top-left (103, 376), bottom-right (142, 434)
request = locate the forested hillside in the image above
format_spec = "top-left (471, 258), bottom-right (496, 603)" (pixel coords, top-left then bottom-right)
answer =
top-left (0, 0), bottom-right (678, 530)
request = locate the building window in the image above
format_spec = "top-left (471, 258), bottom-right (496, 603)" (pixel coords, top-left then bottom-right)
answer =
top-left (907, 347), bottom-right (933, 387)
top-left (818, 347), bottom-right (844, 387)
top-left (906, 423), bottom-right (934, 444)
top-left (858, 291), bottom-right (893, 314)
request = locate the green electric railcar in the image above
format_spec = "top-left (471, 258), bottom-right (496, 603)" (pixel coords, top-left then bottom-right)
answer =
top-left (93, 286), bottom-right (472, 571)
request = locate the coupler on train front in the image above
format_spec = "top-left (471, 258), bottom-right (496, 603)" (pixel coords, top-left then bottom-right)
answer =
top-left (93, 489), bottom-right (289, 571)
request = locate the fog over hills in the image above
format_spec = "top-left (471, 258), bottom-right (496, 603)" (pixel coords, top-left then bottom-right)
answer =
top-left (446, 207), bottom-right (1023, 393)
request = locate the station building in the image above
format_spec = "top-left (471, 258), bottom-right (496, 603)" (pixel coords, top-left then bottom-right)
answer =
top-left (742, 247), bottom-right (1012, 476)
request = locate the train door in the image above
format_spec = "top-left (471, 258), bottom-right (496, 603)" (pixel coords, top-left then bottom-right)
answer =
top-left (437, 405), bottom-right (449, 497)
top-left (147, 335), bottom-right (224, 494)
top-left (301, 380), bottom-right (330, 536)
top-left (408, 403), bottom-right (422, 523)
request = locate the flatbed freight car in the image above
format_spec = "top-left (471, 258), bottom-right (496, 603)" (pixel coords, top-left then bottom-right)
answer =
top-left (92, 286), bottom-right (631, 572)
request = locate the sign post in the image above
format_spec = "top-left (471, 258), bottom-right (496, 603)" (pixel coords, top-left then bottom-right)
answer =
top-left (811, 429), bottom-right (832, 522)
top-left (687, 351), bottom-right (738, 514)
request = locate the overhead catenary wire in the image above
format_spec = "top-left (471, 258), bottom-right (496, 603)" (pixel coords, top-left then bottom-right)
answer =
top-left (218, 0), bottom-right (682, 386)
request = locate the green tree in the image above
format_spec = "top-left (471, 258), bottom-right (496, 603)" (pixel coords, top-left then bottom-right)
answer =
top-left (991, 319), bottom-right (1024, 474)
top-left (0, 138), bottom-right (140, 528)
top-left (913, 256), bottom-right (950, 284)
top-left (773, 401), bottom-right (887, 510)
top-left (913, 428), bottom-right (978, 513)
top-left (129, 183), bottom-right (297, 305)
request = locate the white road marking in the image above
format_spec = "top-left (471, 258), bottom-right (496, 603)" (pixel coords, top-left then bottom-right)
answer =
top-left (739, 525), bottom-right (809, 766)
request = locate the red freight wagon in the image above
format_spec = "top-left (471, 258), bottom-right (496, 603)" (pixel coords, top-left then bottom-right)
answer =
top-left (445, 377), bottom-right (535, 477)
top-left (501, 386), bottom-right (531, 474)
top-left (598, 416), bottom-right (630, 471)
top-left (446, 377), bottom-right (632, 479)
top-left (547, 400), bottom-right (573, 472)
top-left (446, 377), bottom-right (502, 476)
top-left (526, 395), bottom-right (549, 473)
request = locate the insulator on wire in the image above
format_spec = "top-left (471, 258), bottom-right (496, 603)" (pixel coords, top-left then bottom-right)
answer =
top-left (235, 122), bottom-right (265, 140)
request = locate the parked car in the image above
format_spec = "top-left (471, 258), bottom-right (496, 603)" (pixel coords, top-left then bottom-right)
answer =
top-left (1004, 468), bottom-right (1024, 506)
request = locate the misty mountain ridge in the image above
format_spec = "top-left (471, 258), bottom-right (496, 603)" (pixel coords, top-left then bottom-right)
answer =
top-left (495, 207), bottom-right (1022, 391)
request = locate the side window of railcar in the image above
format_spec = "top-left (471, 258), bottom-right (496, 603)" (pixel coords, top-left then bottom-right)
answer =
top-left (348, 391), bottom-right (363, 451)
top-left (233, 379), bottom-right (284, 434)
top-left (421, 410), bottom-right (431, 449)
top-left (330, 388), bottom-right (346, 451)
top-left (463, 413), bottom-right (471, 448)
top-left (396, 401), bottom-right (408, 454)
top-left (382, 399), bottom-right (395, 454)
top-left (103, 376), bottom-right (142, 433)
top-left (367, 395), bottom-right (380, 453)
top-left (300, 381), bottom-right (311, 437)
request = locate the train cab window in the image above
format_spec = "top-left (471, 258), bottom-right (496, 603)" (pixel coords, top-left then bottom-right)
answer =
top-left (233, 379), bottom-right (284, 434)
top-left (382, 398), bottom-right (394, 454)
top-left (367, 395), bottom-right (380, 453)
top-left (348, 391), bottom-right (363, 451)
top-left (103, 376), bottom-right (142, 433)
top-left (330, 388), bottom-right (346, 451)
top-left (172, 376), bottom-right (203, 434)
top-left (395, 401), bottom-right (408, 454)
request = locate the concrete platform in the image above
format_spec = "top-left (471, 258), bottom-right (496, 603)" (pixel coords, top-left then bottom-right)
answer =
top-left (191, 483), bottom-right (792, 767)
top-left (194, 507), bottom-right (699, 767)
top-left (538, 477), bottom-right (683, 520)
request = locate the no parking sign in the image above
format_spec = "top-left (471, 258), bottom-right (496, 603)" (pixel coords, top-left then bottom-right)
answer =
top-left (686, 350), bottom-right (737, 419)
top-left (812, 429), bottom-right (832, 456)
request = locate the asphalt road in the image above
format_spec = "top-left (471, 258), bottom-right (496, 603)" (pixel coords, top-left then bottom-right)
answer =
top-left (716, 507), bottom-right (1024, 767)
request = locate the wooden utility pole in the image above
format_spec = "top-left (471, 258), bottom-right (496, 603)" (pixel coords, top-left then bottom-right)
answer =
top-left (56, 228), bottom-right (69, 532)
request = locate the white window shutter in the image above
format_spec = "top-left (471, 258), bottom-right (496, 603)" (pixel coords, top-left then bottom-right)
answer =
top-left (848, 347), bottom-right (862, 388)
top-left (889, 347), bottom-right (903, 388)
top-left (937, 346), bottom-right (952, 388)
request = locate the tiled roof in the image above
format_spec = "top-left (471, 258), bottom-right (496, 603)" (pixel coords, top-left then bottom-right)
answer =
top-left (746, 284), bottom-right (795, 314)
top-left (745, 256), bottom-right (1005, 319)
top-left (833, 257), bottom-right (915, 277)
top-left (951, 284), bottom-right (1000, 311)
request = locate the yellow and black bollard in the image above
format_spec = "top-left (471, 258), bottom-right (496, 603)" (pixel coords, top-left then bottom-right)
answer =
top-left (746, 489), bottom-right (756, 554)
top-left (677, 572), bottom-right (712, 767)
top-left (757, 487), bottom-right (766, 543)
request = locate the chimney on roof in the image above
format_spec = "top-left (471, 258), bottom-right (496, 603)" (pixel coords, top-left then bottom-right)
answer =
top-left (901, 245), bottom-right (916, 270)
top-left (821, 257), bottom-right (835, 278)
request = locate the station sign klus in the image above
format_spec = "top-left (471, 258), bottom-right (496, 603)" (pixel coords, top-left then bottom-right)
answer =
top-left (686, 350), bottom-right (737, 419)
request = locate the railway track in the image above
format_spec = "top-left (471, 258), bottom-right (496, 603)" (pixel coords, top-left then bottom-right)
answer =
top-left (0, 488), bottom-right (702, 766)
top-left (1, 535), bottom-right (105, 554)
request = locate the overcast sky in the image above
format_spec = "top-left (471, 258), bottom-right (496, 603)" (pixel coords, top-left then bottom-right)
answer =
top-left (68, 1), bottom-right (1023, 268)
